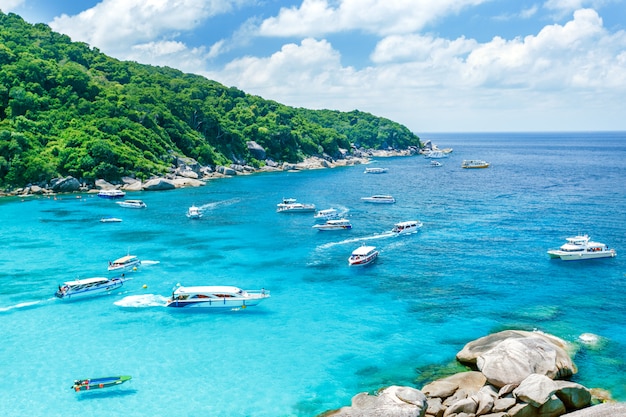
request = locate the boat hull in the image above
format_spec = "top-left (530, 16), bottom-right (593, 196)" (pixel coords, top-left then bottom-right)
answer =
top-left (56, 277), bottom-right (127, 300)
top-left (166, 297), bottom-right (267, 309)
top-left (73, 376), bottom-right (131, 392)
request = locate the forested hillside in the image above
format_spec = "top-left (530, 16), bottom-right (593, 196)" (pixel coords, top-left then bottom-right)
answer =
top-left (0, 12), bottom-right (420, 188)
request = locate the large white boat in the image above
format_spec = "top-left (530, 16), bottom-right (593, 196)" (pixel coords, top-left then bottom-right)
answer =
top-left (187, 205), bottom-right (203, 219)
top-left (361, 195), bottom-right (396, 204)
top-left (391, 221), bottom-right (423, 235)
top-left (166, 285), bottom-right (270, 309)
top-left (424, 151), bottom-right (448, 159)
top-left (108, 255), bottom-right (141, 272)
top-left (116, 200), bottom-right (146, 209)
top-left (312, 219), bottom-right (352, 231)
top-left (547, 235), bottom-right (617, 261)
top-left (276, 198), bottom-right (316, 213)
top-left (364, 167), bottom-right (388, 174)
top-left (97, 189), bottom-right (126, 199)
top-left (55, 276), bottom-right (130, 300)
top-left (461, 160), bottom-right (490, 169)
top-left (348, 246), bottom-right (379, 266)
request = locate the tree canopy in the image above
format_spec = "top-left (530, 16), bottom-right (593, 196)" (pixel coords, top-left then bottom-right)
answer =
top-left (0, 12), bottom-right (420, 188)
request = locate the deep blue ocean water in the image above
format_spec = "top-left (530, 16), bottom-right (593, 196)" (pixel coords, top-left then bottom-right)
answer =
top-left (1, 132), bottom-right (625, 417)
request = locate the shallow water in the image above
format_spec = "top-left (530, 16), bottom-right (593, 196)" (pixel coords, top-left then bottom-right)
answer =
top-left (1, 132), bottom-right (625, 416)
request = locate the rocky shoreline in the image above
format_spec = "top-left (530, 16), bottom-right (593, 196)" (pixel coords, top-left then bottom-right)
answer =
top-left (322, 330), bottom-right (625, 417)
top-left (0, 147), bottom-right (418, 198)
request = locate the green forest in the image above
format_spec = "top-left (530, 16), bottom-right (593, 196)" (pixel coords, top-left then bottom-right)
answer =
top-left (0, 12), bottom-right (420, 189)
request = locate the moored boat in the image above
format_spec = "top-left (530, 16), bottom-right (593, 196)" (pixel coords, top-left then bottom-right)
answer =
top-left (312, 219), bottom-right (352, 231)
top-left (72, 376), bottom-right (132, 392)
top-left (55, 276), bottom-right (130, 300)
top-left (348, 246), bottom-right (379, 266)
top-left (108, 254), bottom-right (141, 272)
top-left (116, 199), bottom-right (147, 208)
top-left (391, 220), bottom-right (423, 235)
top-left (277, 198), bottom-right (316, 213)
top-left (97, 189), bottom-right (126, 199)
top-left (461, 160), bottom-right (490, 169)
top-left (547, 235), bottom-right (616, 261)
top-left (361, 195), bottom-right (396, 204)
top-left (166, 285), bottom-right (270, 309)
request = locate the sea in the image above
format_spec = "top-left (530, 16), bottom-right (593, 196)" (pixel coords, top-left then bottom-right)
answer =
top-left (0, 132), bottom-right (625, 417)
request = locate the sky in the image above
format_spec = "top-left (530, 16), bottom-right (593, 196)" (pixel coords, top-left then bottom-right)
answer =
top-left (2, 0), bottom-right (626, 133)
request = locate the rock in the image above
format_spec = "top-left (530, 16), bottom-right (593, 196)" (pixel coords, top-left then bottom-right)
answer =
top-left (216, 165), bottom-right (237, 176)
top-left (554, 381), bottom-right (591, 410)
top-left (123, 181), bottom-right (143, 191)
top-left (443, 397), bottom-right (477, 417)
top-left (171, 178), bottom-right (205, 188)
top-left (95, 179), bottom-right (116, 189)
top-left (513, 374), bottom-right (558, 407)
top-left (493, 397), bottom-right (517, 412)
top-left (422, 372), bottom-right (486, 399)
top-left (537, 395), bottom-right (566, 417)
top-left (473, 335), bottom-right (576, 387)
top-left (180, 169), bottom-right (199, 179)
top-left (142, 178), bottom-right (176, 191)
top-left (247, 141), bottom-right (266, 160)
top-left (560, 402), bottom-right (626, 416)
top-left (51, 176), bottom-right (81, 193)
top-left (328, 386), bottom-right (427, 417)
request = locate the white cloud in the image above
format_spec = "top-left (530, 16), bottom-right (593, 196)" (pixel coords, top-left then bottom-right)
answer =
top-left (209, 8), bottom-right (626, 131)
top-left (258, 0), bottom-right (489, 37)
top-left (48, 0), bottom-right (243, 60)
top-left (0, 0), bottom-right (24, 11)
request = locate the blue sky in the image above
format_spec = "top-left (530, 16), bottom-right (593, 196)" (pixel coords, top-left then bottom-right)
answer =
top-left (2, 0), bottom-right (626, 132)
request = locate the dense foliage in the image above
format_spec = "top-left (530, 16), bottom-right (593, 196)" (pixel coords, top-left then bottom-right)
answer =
top-left (0, 12), bottom-right (420, 188)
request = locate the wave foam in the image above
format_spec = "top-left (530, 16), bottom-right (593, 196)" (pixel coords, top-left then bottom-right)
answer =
top-left (114, 294), bottom-right (168, 308)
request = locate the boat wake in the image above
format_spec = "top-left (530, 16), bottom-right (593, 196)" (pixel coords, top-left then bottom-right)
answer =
top-left (199, 198), bottom-right (241, 211)
top-left (140, 260), bottom-right (160, 266)
top-left (318, 231), bottom-right (395, 249)
top-left (114, 294), bottom-right (168, 308)
top-left (0, 298), bottom-right (52, 314)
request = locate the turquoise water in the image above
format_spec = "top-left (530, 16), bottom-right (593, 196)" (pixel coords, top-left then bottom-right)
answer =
top-left (1, 132), bottom-right (625, 416)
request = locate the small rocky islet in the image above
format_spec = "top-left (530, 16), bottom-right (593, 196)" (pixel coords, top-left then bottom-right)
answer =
top-left (322, 329), bottom-right (625, 417)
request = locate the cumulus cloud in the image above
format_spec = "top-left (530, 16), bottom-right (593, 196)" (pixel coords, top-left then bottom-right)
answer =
top-left (258, 0), bottom-right (489, 37)
top-left (49, 0), bottom-right (245, 61)
top-left (0, 0), bottom-right (24, 11)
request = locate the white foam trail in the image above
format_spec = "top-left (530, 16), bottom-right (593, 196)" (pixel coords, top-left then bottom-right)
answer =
top-left (0, 299), bottom-right (45, 313)
top-left (199, 198), bottom-right (241, 211)
top-left (114, 294), bottom-right (168, 308)
top-left (318, 232), bottom-right (395, 249)
top-left (140, 260), bottom-right (160, 266)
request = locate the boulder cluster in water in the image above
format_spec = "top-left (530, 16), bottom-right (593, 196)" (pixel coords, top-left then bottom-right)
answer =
top-left (324, 330), bottom-right (626, 417)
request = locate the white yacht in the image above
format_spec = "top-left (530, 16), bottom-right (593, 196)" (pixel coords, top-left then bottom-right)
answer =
top-left (276, 198), bottom-right (315, 213)
top-left (166, 285), bottom-right (270, 309)
top-left (361, 195), bottom-right (396, 204)
top-left (108, 255), bottom-right (141, 272)
top-left (55, 276), bottom-right (130, 300)
top-left (187, 205), bottom-right (203, 219)
top-left (547, 235), bottom-right (616, 261)
top-left (312, 219), bottom-right (352, 231)
top-left (364, 167), bottom-right (388, 174)
top-left (348, 246), bottom-right (379, 266)
top-left (391, 221), bottom-right (423, 235)
top-left (116, 200), bottom-right (147, 209)
top-left (461, 160), bottom-right (490, 169)
top-left (97, 189), bottom-right (126, 199)
top-left (314, 208), bottom-right (341, 221)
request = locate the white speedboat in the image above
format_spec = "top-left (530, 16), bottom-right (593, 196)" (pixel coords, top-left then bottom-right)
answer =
top-left (391, 221), bottom-right (423, 235)
top-left (116, 200), bottom-right (146, 209)
top-left (547, 235), bottom-right (616, 261)
top-left (108, 255), bottom-right (141, 272)
top-left (166, 285), bottom-right (270, 309)
top-left (187, 205), bottom-right (203, 219)
top-left (361, 195), bottom-right (396, 204)
top-left (314, 208), bottom-right (341, 220)
top-left (312, 219), bottom-right (352, 231)
top-left (348, 246), bottom-right (379, 266)
top-left (461, 160), bottom-right (490, 169)
top-left (55, 276), bottom-right (130, 300)
top-left (97, 189), bottom-right (126, 199)
top-left (277, 198), bottom-right (316, 213)
top-left (364, 167), bottom-right (388, 174)
top-left (430, 160), bottom-right (442, 167)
